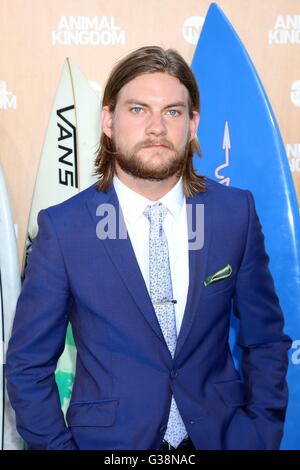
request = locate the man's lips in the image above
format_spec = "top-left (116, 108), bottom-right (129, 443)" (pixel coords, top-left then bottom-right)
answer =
top-left (143, 144), bottom-right (169, 148)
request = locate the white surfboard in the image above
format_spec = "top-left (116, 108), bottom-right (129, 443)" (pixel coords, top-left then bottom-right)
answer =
top-left (23, 58), bottom-right (100, 415)
top-left (0, 165), bottom-right (23, 449)
top-left (25, 58), bottom-right (100, 259)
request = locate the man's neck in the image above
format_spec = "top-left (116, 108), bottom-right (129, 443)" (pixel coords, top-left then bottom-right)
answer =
top-left (115, 166), bottom-right (180, 201)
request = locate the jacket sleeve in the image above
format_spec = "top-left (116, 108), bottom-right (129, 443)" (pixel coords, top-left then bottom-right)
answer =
top-left (6, 209), bottom-right (78, 450)
top-left (233, 190), bottom-right (292, 450)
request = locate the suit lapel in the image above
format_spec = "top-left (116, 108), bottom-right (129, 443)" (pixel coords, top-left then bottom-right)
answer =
top-left (175, 190), bottom-right (212, 357)
top-left (86, 184), bottom-right (213, 356)
top-left (86, 184), bottom-right (166, 345)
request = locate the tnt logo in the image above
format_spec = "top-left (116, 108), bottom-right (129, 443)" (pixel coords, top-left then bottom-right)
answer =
top-left (182, 16), bottom-right (204, 45)
top-left (0, 81), bottom-right (17, 110)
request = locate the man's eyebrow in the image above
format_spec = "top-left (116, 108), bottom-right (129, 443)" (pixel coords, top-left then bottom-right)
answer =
top-left (124, 99), bottom-right (149, 107)
top-left (123, 99), bottom-right (187, 109)
top-left (164, 101), bottom-right (187, 109)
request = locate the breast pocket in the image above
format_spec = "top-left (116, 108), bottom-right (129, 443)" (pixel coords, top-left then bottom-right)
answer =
top-left (202, 277), bottom-right (236, 298)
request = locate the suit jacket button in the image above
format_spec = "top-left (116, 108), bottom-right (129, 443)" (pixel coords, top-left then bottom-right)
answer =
top-left (170, 369), bottom-right (178, 378)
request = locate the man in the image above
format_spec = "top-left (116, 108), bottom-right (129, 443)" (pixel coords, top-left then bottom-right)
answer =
top-left (6, 46), bottom-right (291, 450)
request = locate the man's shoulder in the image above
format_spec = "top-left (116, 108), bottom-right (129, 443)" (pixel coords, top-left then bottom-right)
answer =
top-left (205, 177), bottom-right (249, 196)
top-left (191, 178), bottom-right (255, 223)
top-left (45, 182), bottom-right (103, 216)
top-left (194, 177), bottom-right (251, 203)
top-left (38, 182), bottom-right (114, 232)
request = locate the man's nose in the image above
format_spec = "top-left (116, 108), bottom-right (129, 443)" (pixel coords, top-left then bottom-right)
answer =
top-left (145, 113), bottom-right (167, 136)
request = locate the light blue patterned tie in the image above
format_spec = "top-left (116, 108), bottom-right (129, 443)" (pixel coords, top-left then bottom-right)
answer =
top-left (144, 202), bottom-right (187, 448)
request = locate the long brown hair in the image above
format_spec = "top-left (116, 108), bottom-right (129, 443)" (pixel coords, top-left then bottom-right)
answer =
top-left (94, 46), bottom-right (206, 196)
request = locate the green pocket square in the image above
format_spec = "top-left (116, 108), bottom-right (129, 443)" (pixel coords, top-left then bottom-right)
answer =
top-left (204, 264), bottom-right (233, 287)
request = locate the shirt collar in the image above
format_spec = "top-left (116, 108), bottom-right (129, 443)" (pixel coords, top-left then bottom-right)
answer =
top-left (159, 177), bottom-right (185, 220)
top-left (113, 175), bottom-right (185, 226)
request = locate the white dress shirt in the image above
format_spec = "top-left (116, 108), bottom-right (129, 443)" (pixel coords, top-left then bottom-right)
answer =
top-left (113, 175), bottom-right (189, 335)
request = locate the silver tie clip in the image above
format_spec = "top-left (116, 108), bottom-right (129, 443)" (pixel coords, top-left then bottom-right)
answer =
top-left (153, 300), bottom-right (177, 305)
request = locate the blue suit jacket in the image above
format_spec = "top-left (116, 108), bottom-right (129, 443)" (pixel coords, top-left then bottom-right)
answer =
top-left (6, 179), bottom-right (291, 450)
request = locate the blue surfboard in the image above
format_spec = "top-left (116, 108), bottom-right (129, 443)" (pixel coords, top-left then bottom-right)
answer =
top-left (192, 3), bottom-right (300, 449)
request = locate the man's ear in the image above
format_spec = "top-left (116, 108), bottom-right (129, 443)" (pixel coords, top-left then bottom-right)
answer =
top-left (189, 111), bottom-right (200, 142)
top-left (102, 106), bottom-right (113, 139)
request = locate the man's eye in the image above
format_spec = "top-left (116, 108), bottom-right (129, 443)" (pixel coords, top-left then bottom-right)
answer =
top-left (166, 109), bottom-right (180, 116)
top-left (131, 107), bottom-right (143, 114)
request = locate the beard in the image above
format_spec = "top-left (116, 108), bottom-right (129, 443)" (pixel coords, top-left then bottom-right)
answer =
top-left (112, 137), bottom-right (190, 181)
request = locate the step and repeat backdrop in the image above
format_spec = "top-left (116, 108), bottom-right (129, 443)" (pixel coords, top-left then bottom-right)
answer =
top-left (1, 0), bottom-right (300, 451)
top-left (0, 0), bottom-right (299, 258)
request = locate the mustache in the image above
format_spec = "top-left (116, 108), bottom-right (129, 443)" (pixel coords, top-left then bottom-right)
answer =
top-left (134, 139), bottom-right (175, 151)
